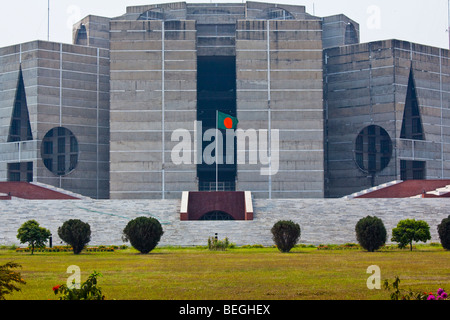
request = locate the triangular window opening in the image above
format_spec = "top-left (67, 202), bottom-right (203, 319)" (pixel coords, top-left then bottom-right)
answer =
top-left (75, 24), bottom-right (88, 45)
top-left (400, 69), bottom-right (424, 140)
top-left (8, 68), bottom-right (33, 142)
top-left (345, 23), bottom-right (358, 45)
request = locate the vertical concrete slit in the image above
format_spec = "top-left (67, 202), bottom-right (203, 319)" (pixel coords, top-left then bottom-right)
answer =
top-left (59, 43), bottom-right (63, 188)
top-left (97, 48), bottom-right (100, 198)
top-left (267, 20), bottom-right (272, 199)
top-left (393, 46), bottom-right (398, 179)
top-left (59, 44), bottom-right (63, 127)
top-left (440, 48), bottom-right (444, 178)
top-left (368, 44), bottom-right (374, 123)
top-left (162, 21), bottom-right (166, 199)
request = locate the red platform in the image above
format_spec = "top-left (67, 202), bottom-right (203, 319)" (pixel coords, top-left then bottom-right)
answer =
top-left (355, 180), bottom-right (450, 198)
top-left (180, 191), bottom-right (253, 220)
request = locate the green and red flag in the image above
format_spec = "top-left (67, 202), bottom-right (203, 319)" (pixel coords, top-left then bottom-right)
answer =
top-left (217, 111), bottom-right (238, 130)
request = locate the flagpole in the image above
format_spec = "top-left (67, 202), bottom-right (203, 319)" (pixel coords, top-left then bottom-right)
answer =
top-left (216, 110), bottom-right (218, 192)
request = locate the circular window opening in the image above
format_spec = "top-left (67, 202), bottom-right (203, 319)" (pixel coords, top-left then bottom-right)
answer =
top-left (41, 127), bottom-right (79, 176)
top-left (355, 125), bottom-right (392, 174)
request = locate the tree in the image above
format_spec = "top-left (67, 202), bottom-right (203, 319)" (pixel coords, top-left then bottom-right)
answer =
top-left (122, 217), bottom-right (164, 254)
top-left (437, 215), bottom-right (450, 250)
top-left (16, 220), bottom-right (51, 254)
top-left (391, 219), bottom-right (431, 251)
top-left (271, 220), bottom-right (301, 253)
top-left (0, 262), bottom-right (26, 300)
top-left (58, 219), bottom-right (91, 254)
top-left (355, 216), bottom-right (387, 252)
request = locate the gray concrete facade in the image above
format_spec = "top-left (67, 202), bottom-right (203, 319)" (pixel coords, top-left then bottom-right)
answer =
top-left (105, 1), bottom-right (356, 200)
top-left (109, 19), bottom-right (198, 199)
top-left (0, 41), bottom-right (110, 198)
top-left (1, 2), bottom-right (450, 200)
top-left (324, 40), bottom-right (450, 197)
top-left (235, 19), bottom-right (324, 198)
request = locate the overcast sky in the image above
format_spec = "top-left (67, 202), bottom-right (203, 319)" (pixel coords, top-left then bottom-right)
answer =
top-left (0, 0), bottom-right (448, 49)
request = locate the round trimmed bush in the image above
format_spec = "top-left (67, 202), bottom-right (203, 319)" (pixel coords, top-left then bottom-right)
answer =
top-left (122, 217), bottom-right (164, 254)
top-left (437, 215), bottom-right (450, 250)
top-left (58, 219), bottom-right (91, 254)
top-left (271, 220), bottom-right (301, 253)
top-left (355, 216), bottom-right (387, 252)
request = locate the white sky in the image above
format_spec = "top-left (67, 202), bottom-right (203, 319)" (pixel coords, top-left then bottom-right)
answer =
top-left (0, 0), bottom-right (449, 49)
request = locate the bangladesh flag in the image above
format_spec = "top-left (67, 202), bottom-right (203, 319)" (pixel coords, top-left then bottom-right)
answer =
top-left (217, 111), bottom-right (238, 130)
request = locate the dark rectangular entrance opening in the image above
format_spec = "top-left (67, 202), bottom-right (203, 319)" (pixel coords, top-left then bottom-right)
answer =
top-left (400, 160), bottom-right (425, 180)
top-left (8, 162), bottom-right (33, 182)
top-left (197, 56), bottom-right (237, 191)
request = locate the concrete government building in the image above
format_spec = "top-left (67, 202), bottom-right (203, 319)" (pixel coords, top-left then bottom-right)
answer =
top-left (1, 1), bottom-right (449, 200)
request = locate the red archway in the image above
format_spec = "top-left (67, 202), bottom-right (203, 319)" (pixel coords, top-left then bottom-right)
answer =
top-left (180, 191), bottom-right (253, 221)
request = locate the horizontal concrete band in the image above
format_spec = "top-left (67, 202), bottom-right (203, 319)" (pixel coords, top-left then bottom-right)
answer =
top-left (0, 198), bottom-right (447, 247)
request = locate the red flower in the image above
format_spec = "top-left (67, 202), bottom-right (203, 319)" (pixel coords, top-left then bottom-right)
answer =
top-left (52, 285), bottom-right (60, 292)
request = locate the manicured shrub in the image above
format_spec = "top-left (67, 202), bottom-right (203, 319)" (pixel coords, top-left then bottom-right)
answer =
top-left (58, 219), bottom-right (91, 254)
top-left (271, 220), bottom-right (301, 253)
top-left (437, 215), bottom-right (450, 250)
top-left (122, 217), bottom-right (164, 254)
top-left (391, 219), bottom-right (431, 251)
top-left (16, 220), bottom-right (51, 255)
top-left (355, 216), bottom-right (387, 252)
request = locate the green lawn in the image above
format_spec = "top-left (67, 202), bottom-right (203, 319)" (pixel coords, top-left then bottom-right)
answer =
top-left (1, 245), bottom-right (449, 300)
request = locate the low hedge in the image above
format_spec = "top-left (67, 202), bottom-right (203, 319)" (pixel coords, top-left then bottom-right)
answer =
top-left (15, 245), bottom-right (124, 253)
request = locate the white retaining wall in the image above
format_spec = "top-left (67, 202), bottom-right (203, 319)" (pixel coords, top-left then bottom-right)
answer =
top-left (0, 198), bottom-right (448, 247)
